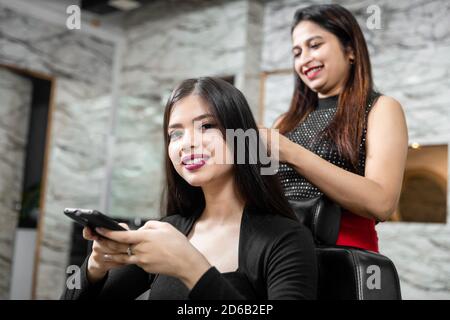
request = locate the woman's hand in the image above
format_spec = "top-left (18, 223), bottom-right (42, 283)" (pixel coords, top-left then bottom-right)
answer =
top-left (95, 221), bottom-right (211, 289)
top-left (83, 223), bottom-right (130, 284)
top-left (258, 125), bottom-right (294, 163)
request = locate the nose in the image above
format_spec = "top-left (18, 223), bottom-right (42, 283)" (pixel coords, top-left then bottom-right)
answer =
top-left (297, 51), bottom-right (313, 74)
top-left (180, 127), bottom-right (201, 153)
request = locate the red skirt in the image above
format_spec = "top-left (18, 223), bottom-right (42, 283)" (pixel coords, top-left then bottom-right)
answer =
top-left (336, 209), bottom-right (379, 253)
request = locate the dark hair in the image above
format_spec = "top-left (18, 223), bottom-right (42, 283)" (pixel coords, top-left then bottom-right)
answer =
top-left (277, 4), bottom-right (375, 169)
top-left (161, 77), bottom-right (295, 220)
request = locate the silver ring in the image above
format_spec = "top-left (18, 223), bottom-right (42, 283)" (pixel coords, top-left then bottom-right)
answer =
top-left (127, 245), bottom-right (133, 256)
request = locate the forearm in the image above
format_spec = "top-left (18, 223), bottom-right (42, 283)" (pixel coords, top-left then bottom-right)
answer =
top-left (178, 251), bottom-right (246, 299)
top-left (285, 143), bottom-right (395, 221)
top-left (187, 267), bottom-right (247, 300)
top-left (178, 251), bottom-right (212, 290)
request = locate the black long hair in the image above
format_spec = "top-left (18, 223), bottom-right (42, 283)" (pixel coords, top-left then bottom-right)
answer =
top-left (161, 77), bottom-right (295, 220)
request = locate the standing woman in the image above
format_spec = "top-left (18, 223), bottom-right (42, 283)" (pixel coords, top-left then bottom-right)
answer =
top-left (266, 4), bottom-right (408, 253)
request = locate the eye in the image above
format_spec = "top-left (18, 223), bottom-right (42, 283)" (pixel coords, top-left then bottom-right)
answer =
top-left (200, 122), bottom-right (217, 131)
top-left (168, 130), bottom-right (183, 141)
top-left (310, 42), bottom-right (322, 49)
top-left (293, 50), bottom-right (301, 58)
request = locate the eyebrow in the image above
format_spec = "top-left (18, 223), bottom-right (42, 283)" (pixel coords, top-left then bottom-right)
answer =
top-left (292, 35), bottom-right (324, 51)
top-left (168, 113), bottom-right (215, 129)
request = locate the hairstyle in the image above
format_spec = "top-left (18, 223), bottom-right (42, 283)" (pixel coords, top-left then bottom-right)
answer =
top-left (276, 4), bottom-right (375, 169)
top-left (161, 77), bottom-right (295, 220)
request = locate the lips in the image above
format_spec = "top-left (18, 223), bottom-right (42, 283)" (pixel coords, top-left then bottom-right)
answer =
top-left (181, 154), bottom-right (210, 171)
top-left (304, 65), bottom-right (324, 79)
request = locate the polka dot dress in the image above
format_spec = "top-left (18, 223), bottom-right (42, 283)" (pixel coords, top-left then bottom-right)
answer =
top-left (278, 92), bottom-right (380, 200)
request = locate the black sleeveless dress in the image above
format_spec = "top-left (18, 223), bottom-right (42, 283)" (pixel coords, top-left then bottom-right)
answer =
top-left (278, 92), bottom-right (381, 200)
top-left (277, 92), bottom-right (382, 252)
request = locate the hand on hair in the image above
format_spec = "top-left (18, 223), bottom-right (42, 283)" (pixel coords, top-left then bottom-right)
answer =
top-left (258, 125), bottom-right (294, 163)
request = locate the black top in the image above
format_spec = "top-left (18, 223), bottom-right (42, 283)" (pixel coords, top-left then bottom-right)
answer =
top-left (61, 206), bottom-right (317, 300)
top-left (278, 92), bottom-right (381, 200)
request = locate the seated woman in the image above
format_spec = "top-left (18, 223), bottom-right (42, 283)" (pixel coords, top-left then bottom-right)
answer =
top-left (61, 77), bottom-right (317, 300)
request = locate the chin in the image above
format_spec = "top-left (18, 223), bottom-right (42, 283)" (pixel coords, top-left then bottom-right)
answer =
top-left (186, 180), bottom-right (205, 187)
top-left (307, 86), bottom-right (319, 93)
top-left (300, 79), bottom-right (322, 92)
top-left (182, 172), bottom-right (210, 187)
top-left (309, 79), bottom-right (328, 91)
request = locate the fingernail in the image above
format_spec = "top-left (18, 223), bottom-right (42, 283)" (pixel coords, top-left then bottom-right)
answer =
top-left (103, 254), bottom-right (112, 261)
top-left (96, 227), bottom-right (104, 234)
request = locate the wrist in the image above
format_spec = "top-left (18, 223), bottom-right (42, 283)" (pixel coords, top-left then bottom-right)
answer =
top-left (285, 143), bottom-right (305, 172)
top-left (178, 251), bottom-right (211, 290)
top-left (282, 140), bottom-right (295, 164)
top-left (86, 267), bottom-right (107, 284)
top-left (87, 257), bottom-right (107, 284)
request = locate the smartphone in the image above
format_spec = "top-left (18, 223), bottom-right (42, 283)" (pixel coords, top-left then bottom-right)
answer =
top-left (64, 208), bottom-right (126, 234)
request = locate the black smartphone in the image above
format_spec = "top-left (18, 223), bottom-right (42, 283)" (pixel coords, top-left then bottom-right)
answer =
top-left (64, 208), bottom-right (126, 234)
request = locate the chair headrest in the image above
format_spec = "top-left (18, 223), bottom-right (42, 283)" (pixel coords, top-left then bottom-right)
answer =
top-left (289, 196), bottom-right (341, 245)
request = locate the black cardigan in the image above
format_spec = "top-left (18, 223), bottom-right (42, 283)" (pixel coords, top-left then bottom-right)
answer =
top-left (61, 206), bottom-right (318, 300)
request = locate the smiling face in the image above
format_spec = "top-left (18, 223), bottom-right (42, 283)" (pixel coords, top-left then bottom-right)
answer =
top-left (167, 94), bottom-right (234, 188)
top-left (292, 20), bottom-right (355, 98)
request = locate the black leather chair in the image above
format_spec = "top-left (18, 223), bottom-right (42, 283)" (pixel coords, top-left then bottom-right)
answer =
top-left (289, 196), bottom-right (402, 300)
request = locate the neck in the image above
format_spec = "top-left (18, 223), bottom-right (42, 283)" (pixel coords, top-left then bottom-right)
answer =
top-left (200, 174), bottom-right (245, 225)
top-left (317, 75), bottom-right (348, 98)
top-left (317, 86), bottom-right (342, 98)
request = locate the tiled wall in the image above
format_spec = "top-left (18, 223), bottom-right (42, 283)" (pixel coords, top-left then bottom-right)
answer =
top-left (0, 5), bottom-right (116, 299)
top-left (0, 68), bottom-right (32, 299)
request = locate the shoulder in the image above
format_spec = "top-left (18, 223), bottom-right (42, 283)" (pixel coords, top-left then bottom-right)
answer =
top-left (159, 214), bottom-right (183, 223)
top-left (365, 94), bottom-right (408, 150)
top-left (159, 214), bottom-right (193, 232)
top-left (366, 94), bottom-right (407, 133)
top-left (369, 94), bottom-right (405, 118)
top-left (245, 209), bottom-right (313, 246)
top-left (243, 210), bottom-right (317, 278)
top-left (259, 213), bottom-right (304, 233)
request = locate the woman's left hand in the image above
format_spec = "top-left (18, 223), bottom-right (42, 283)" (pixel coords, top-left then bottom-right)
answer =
top-left (95, 221), bottom-right (212, 289)
top-left (258, 125), bottom-right (294, 163)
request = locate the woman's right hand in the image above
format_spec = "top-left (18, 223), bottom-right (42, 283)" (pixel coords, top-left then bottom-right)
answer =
top-left (83, 223), bottom-right (130, 284)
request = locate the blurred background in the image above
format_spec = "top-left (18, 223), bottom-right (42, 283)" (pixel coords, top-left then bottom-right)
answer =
top-left (0, 0), bottom-right (448, 300)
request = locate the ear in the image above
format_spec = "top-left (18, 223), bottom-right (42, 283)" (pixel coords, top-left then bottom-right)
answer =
top-left (346, 46), bottom-right (355, 63)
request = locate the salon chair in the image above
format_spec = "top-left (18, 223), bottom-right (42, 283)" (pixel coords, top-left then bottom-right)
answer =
top-left (289, 197), bottom-right (402, 300)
